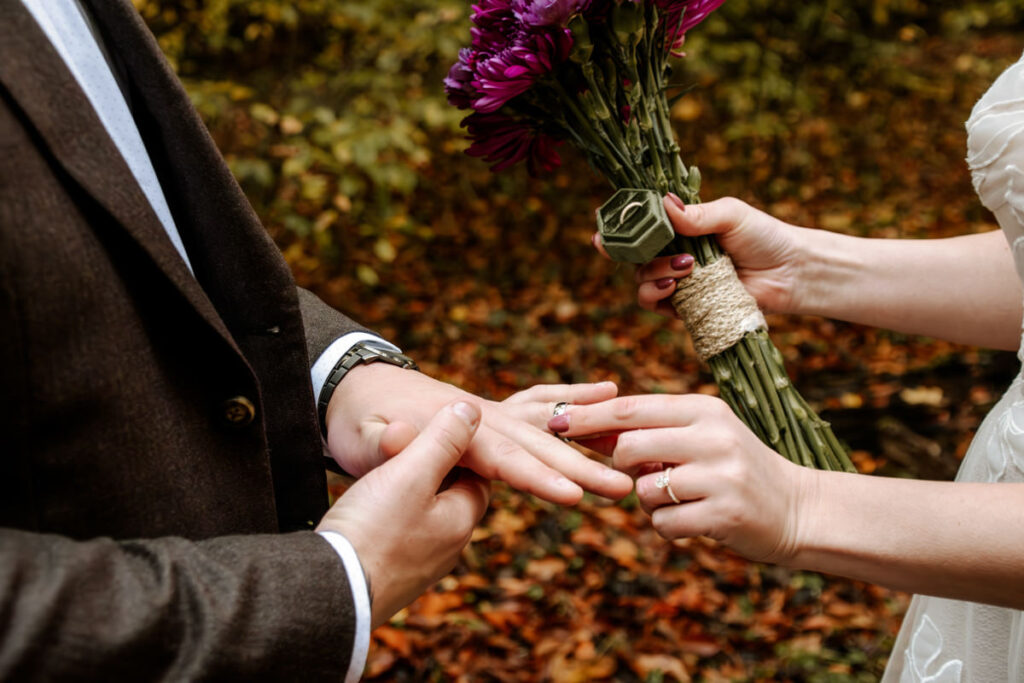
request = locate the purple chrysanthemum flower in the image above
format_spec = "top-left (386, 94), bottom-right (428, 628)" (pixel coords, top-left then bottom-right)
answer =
top-left (444, 48), bottom-right (479, 109)
top-left (463, 112), bottom-right (562, 175)
top-left (470, 30), bottom-right (571, 112)
top-left (470, 0), bottom-right (518, 50)
top-left (513, 0), bottom-right (590, 28)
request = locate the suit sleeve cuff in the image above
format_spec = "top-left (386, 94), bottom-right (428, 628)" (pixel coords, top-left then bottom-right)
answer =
top-left (310, 332), bottom-right (401, 405)
top-left (317, 530), bottom-right (371, 683)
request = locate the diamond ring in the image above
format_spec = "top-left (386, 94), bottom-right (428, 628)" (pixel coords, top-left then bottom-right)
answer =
top-left (655, 467), bottom-right (681, 504)
top-left (552, 401), bottom-right (570, 417)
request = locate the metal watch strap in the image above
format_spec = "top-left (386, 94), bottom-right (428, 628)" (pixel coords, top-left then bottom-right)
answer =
top-left (317, 342), bottom-right (418, 439)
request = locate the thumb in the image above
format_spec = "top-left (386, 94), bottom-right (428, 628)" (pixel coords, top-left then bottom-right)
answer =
top-left (379, 421), bottom-right (420, 459)
top-left (382, 401), bottom-right (481, 495)
top-left (663, 195), bottom-right (747, 239)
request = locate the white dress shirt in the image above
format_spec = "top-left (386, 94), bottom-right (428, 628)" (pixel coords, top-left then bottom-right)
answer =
top-left (20, 1), bottom-right (372, 679)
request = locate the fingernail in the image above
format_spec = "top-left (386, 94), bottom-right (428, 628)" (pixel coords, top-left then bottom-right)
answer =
top-left (556, 477), bottom-right (579, 491)
top-left (548, 414), bottom-right (570, 432)
top-left (670, 254), bottom-right (694, 271)
top-left (591, 233), bottom-right (600, 248)
top-left (452, 401), bottom-right (479, 427)
top-left (667, 192), bottom-right (686, 210)
top-left (656, 277), bottom-right (676, 289)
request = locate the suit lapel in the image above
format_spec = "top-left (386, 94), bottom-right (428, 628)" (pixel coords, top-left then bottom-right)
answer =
top-left (82, 0), bottom-right (303, 337)
top-left (0, 0), bottom-right (238, 350)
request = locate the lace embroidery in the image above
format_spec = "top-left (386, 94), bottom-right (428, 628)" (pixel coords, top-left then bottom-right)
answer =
top-left (900, 616), bottom-right (963, 683)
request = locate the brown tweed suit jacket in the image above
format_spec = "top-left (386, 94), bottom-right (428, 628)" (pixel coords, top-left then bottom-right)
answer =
top-left (0, 0), bottom-right (371, 678)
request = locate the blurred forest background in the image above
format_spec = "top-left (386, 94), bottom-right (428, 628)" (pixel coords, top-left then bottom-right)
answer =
top-left (138, 1), bottom-right (1024, 680)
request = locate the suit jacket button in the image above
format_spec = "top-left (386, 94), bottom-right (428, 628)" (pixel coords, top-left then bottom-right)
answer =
top-left (222, 396), bottom-right (256, 426)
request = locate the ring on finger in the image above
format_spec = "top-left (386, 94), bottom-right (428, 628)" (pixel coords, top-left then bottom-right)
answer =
top-left (551, 402), bottom-right (571, 442)
top-left (654, 467), bottom-right (681, 504)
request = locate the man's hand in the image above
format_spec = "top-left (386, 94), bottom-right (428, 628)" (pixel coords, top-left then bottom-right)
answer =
top-left (324, 364), bottom-right (633, 504)
top-left (318, 401), bottom-right (490, 629)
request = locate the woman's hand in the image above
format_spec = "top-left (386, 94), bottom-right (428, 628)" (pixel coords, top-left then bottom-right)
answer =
top-left (615, 195), bottom-right (806, 317)
top-left (549, 393), bottom-right (814, 564)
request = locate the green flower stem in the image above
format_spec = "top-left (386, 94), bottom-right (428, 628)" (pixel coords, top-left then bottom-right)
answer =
top-left (549, 80), bottom-right (631, 186)
top-left (580, 66), bottom-right (643, 183)
top-left (704, 327), bottom-right (851, 470)
top-left (736, 338), bottom-right (783, 447)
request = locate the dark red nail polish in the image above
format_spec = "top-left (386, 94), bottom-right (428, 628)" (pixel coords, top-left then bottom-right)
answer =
top-left (656, 277), bottom-right (676, 289)
top-left (548, 414), bottom-right (570, 432)
top-left (667, 192), bottom-right (686, 210)
top-left (670, 254), bottom-right (694, 271)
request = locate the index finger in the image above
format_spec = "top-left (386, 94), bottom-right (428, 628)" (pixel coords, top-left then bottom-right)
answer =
top-left (469, 413), bottom-right (633, 501)
top-left (548, 394), bottom-right (721, 441)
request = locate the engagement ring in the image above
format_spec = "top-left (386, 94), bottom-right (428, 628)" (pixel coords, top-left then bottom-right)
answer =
top-left (655, 467), bottom-right (681, 504)
top-left (552, 401), bottom-right (570, 417)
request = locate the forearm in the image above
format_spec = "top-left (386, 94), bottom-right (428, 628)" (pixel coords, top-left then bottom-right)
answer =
top-left (0, 529), bottom-right (356, 680)
top-left (794, 228), bottom-right (1022, 349)
top-left (792, 471), bottom-right (1024, 608)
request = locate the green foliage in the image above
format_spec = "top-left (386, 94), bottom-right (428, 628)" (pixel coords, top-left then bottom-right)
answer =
top-left (139, 0), bottom-right (1024, 261)
top-left (677, 0), bottom-right (1024, 207)
top-left (138, 0), bottom-right (471, 257)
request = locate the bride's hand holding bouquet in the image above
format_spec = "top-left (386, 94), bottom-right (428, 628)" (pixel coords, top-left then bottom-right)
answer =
top-left (555, 193), bottom-right (1024, 613)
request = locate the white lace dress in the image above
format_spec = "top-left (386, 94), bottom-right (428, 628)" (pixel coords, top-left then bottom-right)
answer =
top-left (880, 51), bottom-right (1024, 683)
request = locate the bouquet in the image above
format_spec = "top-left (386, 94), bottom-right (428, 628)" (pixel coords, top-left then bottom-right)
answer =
top-left (446, 0), bottom-right (854, 471)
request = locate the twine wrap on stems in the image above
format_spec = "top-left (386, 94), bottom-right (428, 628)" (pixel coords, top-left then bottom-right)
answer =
top-left (670, 255), bottom-right (767, 361)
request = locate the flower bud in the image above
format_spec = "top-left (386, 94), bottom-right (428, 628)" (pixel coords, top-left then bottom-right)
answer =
top-left (568, 15), bottom-right (593, 63)
top-left (611, 2), bottom-right (644, 48)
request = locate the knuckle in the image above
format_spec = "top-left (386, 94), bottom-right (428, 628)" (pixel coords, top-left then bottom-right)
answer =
top-left (492, 438), bottom-right (522, 463)
top-left (611, 395), bottom-right (643, 422)
top-left (717, 196), bottom-right (746, 217)
top-left (709, 427), bottom-right (741, 454)
top-left (611, 431), bottom-right (637, 465)
top-left (704, 396), bottom-right (735, 421)
top-left (719, 461), bottom-right (748, 488)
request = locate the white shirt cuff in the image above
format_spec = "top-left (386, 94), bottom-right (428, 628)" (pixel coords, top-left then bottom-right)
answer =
top-left (310, 332), bottom-right (401, 404)
top-left (317, 530), bottom-right (371, 683)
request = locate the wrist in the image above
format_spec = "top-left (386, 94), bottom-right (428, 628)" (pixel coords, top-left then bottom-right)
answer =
top-left (788, 226), bottom-right (858, 317)
top-left (318, 341), bottom-right (417, 440)
top-left (778, 463), bottom-right (825, 568)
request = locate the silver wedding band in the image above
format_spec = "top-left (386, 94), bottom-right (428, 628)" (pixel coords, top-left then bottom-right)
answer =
top-left (655, 467), bottom-right (681, 504)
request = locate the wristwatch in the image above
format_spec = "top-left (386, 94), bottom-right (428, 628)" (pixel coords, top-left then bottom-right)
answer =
top-left (317, 341), bottom-right (418, 439)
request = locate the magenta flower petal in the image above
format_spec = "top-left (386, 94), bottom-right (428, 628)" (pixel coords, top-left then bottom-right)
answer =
top-left (513, 0), bottom-right (591, 28)
top-left (463, 113), bottom-right (562, 175)
top-left (444, 48), bottom-right (479, 109)
top-left (654, 0), bottom-right (726, 49)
